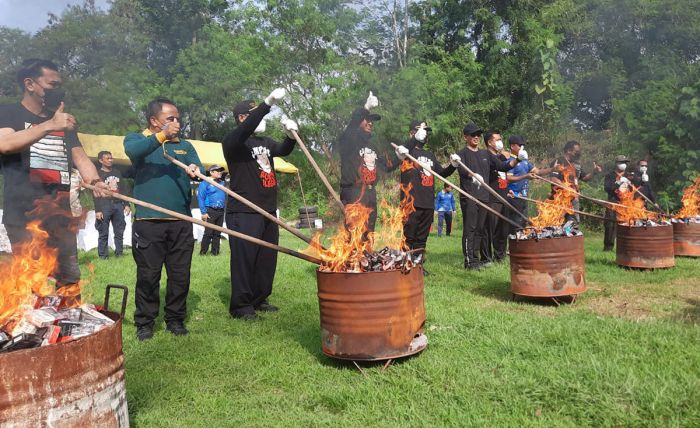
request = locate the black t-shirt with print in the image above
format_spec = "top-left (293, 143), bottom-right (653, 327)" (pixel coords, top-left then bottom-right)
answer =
top-left (0, 103), bottom-right (81, 226)
top-left (222, 103), bottom-right (295, 214)
top-left (400, 142), bottom-right (449, 210)
top-left (94, 168), bottom-right (127, 213)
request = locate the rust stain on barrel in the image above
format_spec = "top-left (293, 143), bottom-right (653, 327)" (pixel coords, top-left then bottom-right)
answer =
top-left (0, 312), bottom-right (129, 427)
top-left (509, 235), bottom-right (586, 297)
top-left (316, 268), bottom-right (426, 361)
top-left (673, 222), bottom-right (700, 257)
top-left (616, 224), bottom-right (675, 269)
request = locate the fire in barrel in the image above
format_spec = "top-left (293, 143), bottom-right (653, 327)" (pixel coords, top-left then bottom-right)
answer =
top-left (614, 185), bottom-right (674, 269)
top-left (0, 221), bottom-right (128, 427)
top-left (671, 177), bottom-right (700, 257)
top-left (509, 167), bottom-right (586, 300)
top-left (306, 185), bottom-right (427, 361)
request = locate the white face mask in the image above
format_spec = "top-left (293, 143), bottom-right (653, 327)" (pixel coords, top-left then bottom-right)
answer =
top-left (254, 119), bottom-right (267, 134)
top-left (639, 166), bottom-right (648, 173)
top-left (617, 163), bottom-right (627, 172)
top-left (494, 139), bottom-right (504, 151)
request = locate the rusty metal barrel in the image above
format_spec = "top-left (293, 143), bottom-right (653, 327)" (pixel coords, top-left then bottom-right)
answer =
top-left (616, 224), bottom-right (675, 269)
top-left (0, 285), bottom-right (129, 428)
top-left (508, 235), bottom-right (586, 297)
top-left (673, 222), bottom-right (700, 257)
top-left (316, 268), bottom-right (426, 361)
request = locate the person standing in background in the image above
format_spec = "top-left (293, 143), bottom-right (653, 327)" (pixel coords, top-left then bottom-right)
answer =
top-left (198, 164), bottom-right (226, 256)
top-left (435, 183), bottom-right (456, 237)
top-left (93, 150), bottom-right (129, 259)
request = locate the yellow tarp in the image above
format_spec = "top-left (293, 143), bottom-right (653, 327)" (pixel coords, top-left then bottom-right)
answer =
top-left (78, 133), bottom-right (299, 174)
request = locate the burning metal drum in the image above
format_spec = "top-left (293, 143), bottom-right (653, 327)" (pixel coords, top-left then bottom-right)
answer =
top-left (673, 222), bottom-right (700, 257)
top-left (316, 268), bottom-right (426, 361)
top-left (0, 285), bottom-right (129, 428)
top-left (509, 235), bottom-right (586, 298)
top-left (616, 224), bottom-right (675, 269)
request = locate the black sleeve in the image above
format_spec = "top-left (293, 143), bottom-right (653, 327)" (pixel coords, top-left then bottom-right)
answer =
top-left (269, 136), bottom-right (295, 157)
top-left (384, 138), bottom-right (417, 173)
top-left (603, 172), bottom-right (618, 195)
top-left (222, 103), bottom-right (272, 156)
top-left (490, 152), bottom-right (515, 172)
top-left (428, 152), bottom-right (451, 177)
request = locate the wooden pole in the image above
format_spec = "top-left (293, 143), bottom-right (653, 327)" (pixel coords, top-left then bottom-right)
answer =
top-left (390, 143), bottom-right (522, 230)
top-left (515, 195), bottom-right (607, 220)
top-left (162, 150), bottom-right (317, 246)
top-left (290, 130), bottom-right (345, 212)
top-left (82, 183), bottom-right (322, 265)
top-left (455, 159), bottom-right (531, 225)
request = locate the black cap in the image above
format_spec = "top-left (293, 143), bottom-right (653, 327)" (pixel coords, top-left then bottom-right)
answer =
top-left (351, 108), bottom-right (381, 124)
top-left (462, 122), bottom-right (482, 136)
top-left (233, 100), bottom-right (257, 116)
top-left (409, 120), bottom-right (432, 132)
top-left (509, 135), bottom-right (525, 146)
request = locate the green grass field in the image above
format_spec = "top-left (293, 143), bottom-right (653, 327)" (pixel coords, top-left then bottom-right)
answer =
top-left (80, 224), bottom-right (700, 427)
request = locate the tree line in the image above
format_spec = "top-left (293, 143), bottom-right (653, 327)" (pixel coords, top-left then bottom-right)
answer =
top-left (1, 0), bottom-right (698, 213)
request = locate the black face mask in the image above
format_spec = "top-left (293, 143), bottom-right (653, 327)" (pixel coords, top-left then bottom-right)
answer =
top-left (572, 152), bottom-right (581, 161)
top-left (42, 87), bottom-right (65, 110)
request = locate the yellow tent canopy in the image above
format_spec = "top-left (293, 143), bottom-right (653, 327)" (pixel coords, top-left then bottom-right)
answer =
top-left (78, 133), bottom-right (299, 174)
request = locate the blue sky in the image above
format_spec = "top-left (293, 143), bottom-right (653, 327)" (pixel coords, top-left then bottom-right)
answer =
top-left (0, 0), bottom-right (110, 33)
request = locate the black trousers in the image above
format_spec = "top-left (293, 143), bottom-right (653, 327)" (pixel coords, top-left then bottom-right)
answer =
top-left (200, 207), bottom-right (225, 254)
top-left (404, 207), bottom-right (433, 255)
top-left (460, 199), bottom-right (487, 266)
top-left (6, 214), bottom-right (80, 287)
top-left (604, 209), bottom-right (617, 250)
top-left (482, 201), bottom-right (509, 261)
top-left (95, 202), bottom-right (126, 258)
top-left (437, 211), bottom-right (452, 236)
top-left (510, 198), bottom-right (529, 233)
top-left (227, 212), bottom-right (279, 316)
top-left (132, 220), bottom-right (194, 328)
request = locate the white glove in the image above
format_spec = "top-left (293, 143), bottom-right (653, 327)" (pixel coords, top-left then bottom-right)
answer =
top-left (472, 173), bottom-right (484, 188)
top-left (281, 118), bottom-right (299, 139)
top-left (641, 173), bottom-right (649, 182)
top-left (415, 128), bottom-right (427, 142)
top-left (395, 145), bottom-right (409, 160)
top-left (450, 154), bottom-right (461, 167)
top-left (364, 91), bottom-right (379, 110)
top-left (264, 87), bottom-right (286, 106)
top-left (517, 149), bottom-right (529, 161)
top-left (615, 176), bottom-right (630, 185)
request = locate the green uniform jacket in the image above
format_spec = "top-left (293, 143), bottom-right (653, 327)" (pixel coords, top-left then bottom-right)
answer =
top-left (124, 129), bottom-right (203, 220)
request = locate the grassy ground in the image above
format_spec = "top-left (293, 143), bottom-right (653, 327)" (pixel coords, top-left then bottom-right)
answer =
top-left (80, 223), bottom-right (700, 427)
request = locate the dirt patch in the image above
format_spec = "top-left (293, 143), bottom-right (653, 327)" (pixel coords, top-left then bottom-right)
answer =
top-left (584, 281), bottom-right (700, 323)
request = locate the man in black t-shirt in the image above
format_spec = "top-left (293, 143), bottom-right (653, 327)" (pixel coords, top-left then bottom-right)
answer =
top-left (93, 150), bottom-right (130, 259)
top-left (395, 120), bottom-right (449, 271)
top-left (222, 88), bottom-right (297, 320)
top-left (338, 92), bottom-right (399, 233)
top-left (549, 140), bottom-right (602, 223)
top-left (0, 59), bottom-right (108, 288)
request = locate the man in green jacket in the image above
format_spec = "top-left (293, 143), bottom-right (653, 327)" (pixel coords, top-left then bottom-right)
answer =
top-left (124, 97), bottom-right (203, 341)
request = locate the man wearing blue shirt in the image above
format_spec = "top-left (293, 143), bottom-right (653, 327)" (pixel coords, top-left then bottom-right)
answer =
top-left (434, 183), bottom-right (456, 237)
top-left (198, 164), bottom-right (227, 256)
top-left (506, 135), bottom-right (552, 230)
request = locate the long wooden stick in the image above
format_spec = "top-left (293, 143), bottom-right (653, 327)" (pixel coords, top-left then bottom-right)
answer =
top-left (163, 150), bottom-right (316, 246)
top-left (82, 183), bottom-right (322, 265)
top-left (631, 185), bottom-right (668, 216)
top-left (390, 143), bottom-right (522, 229)
top-left (531, 173), bottom-right (660, 217)
top-left (455, 159), bottom-right (531, 225)
top-left (290, 130), bottom-right (345, 212)
top-left (515, 195), bottom-right (607, 220)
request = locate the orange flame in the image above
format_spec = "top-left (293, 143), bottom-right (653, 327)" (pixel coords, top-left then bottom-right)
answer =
top-left (677, 177), bottom-right (700, 218)
top-left (376, 183), bottom-right (416, 250)
top-left (0, 221), bottom-right (57, 328)
top-left (305, 184), bottom-right (416, 272)
top-left (613, 185), bottom-right (655, 224)
top-left (530, 166), bottom-right (577, 228)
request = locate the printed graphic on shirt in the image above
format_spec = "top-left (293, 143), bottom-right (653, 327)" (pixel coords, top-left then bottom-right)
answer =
top-left (417, 155), bottom-right (434, 186)
top-left (252, 145), bottom-right (276, 188)
top-left (104, 175), bottom-right (120, 192)
top-left (26, 122), bottom-right (70, 185)
top-left (358, 147), bottom-right (377, 185)
top-left (498, 171), bottom-right (508, 189)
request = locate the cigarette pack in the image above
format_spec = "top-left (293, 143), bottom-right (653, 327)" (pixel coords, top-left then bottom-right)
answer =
top-left (79, 304), bottom-right (115, 325)
top-left (10, 318), bottom-right (38, 337)
top-left (26, 307), bottom-right (66, 328)
top-left (41, 325), bottom-right (62, 346)
top-left (0, 333), bottom-right (43, 353)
